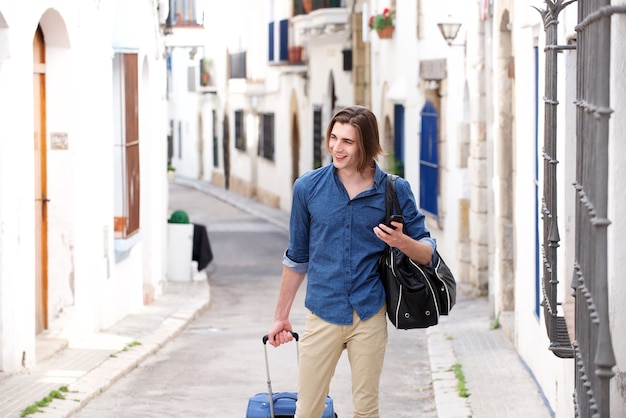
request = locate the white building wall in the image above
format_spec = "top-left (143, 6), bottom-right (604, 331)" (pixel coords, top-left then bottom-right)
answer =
top-left (0, 0), bottom-right (168, 372)
top-left (439, 47), bottom-right (470, 277)
top-left (308, 33), bottom-right (353, 113)
top-left (415, 0), bottom-right (474, 276)
top-left (157, 1), bottom-right (626, 415)
top-left (140, 54), bottom-right (169, 304)
top-left (169, 47), bottom-right (201, 178)
top-left (509, 2), bottom-right (579, 415)
top-left (0, 33), bottom-right (37, 370)
top-left (259, 75), bottom-right (304, 211)
top-left (510, 6), bottom-right (559, 413)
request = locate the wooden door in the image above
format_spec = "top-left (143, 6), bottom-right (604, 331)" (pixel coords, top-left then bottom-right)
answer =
top-left (33, 25), bottom-right (48, 333)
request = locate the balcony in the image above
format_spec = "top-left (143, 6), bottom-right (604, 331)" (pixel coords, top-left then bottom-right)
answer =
top-left (267, 2), bottom-right (348, 70)
top-left (163, 0), bottom-right (206, 47)
top-left (292, 6), bottom-right (350, 38)
top-left (295, 0), bottom-right (344, 15)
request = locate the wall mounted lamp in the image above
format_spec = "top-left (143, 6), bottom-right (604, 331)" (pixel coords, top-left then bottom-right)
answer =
top-left (437, 22), bottom-right (462, 46)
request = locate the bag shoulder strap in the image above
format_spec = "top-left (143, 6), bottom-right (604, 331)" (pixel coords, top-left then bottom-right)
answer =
top-left (385, 174), bottom-right (402, 219)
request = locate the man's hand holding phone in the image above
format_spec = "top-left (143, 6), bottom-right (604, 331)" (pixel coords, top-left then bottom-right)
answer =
top-left (374, 214), bottom-right (405, 245)
top-left (386, 214), bottom-right (404, 230)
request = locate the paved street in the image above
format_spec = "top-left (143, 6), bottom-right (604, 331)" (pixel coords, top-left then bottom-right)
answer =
top-left (0, 177), bottom-right (553, 418)
top-left (72, 182), bottom-right (437, 417)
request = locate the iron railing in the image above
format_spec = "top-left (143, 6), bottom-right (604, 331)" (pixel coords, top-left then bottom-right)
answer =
top-left (535, 0), bottom-right (576, 360)
top-left (572, 3), bottom-right (624, 416)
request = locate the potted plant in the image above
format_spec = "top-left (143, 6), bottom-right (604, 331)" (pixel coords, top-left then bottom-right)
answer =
top-left (289, 45), bottom-right (304, 63)
top-left (369, 8), bottom-right (395, 39)
top-left (200, 58), bottom-right (213, 87)
top-left (167, 165), bottom-right (176, 181)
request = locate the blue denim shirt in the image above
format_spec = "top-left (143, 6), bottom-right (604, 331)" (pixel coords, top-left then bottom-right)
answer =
top-left (283, 164), bottom-right (435, 325)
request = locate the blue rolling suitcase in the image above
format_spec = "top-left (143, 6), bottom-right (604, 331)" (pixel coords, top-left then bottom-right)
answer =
top-left (245, 332), bottom-right (336, 418)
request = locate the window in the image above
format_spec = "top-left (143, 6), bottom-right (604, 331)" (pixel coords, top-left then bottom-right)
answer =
top-left (112, 52), bottom-right (140, 238)
top-left (234, 110), bottom-right (246, 151)
top-left (212, 110), bottom-right (219, 167)
top-left (279, 19), bottom-right (289, 62)
top-left (167, 0), bottom-right (203, 28)
top-left (229, 51), bottom-right (246, 79)
top-left (267, 19), bottom-right (290, 62)
top-left (259, 113), bottom-right (275, 161)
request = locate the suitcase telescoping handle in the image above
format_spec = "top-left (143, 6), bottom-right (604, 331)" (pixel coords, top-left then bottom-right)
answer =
top-left (262, 331), bottom-right (299, 418)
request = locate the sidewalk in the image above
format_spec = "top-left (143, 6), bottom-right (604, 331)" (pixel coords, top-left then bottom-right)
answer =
top-left (0, 280), bottom-right (210, 418)
top-left (0, 176), bottom-right (552, 418)
top-left (426, 289), bottom-right (553, 418)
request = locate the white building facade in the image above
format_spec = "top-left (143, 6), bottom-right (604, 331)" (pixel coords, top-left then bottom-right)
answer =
top-left (0, 0), bottom-right (169, 373)
top-left (163, 0), bottom-right (626, 416)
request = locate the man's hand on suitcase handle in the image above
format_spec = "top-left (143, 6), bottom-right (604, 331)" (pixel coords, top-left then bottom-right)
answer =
top-left (267, 320), bottom-right (298, 347)
top-left (263, 331), bottom-right (299, 346)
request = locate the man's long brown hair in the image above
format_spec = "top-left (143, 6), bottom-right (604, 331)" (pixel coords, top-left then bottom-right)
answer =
top-left (326, 106), bottom-right (384, 173)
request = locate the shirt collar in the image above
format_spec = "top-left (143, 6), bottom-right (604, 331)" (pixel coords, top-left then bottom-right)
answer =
top-left (330, 162), bottom-right (387, 193)
top-left (374, 163), bottom-right (387, 190)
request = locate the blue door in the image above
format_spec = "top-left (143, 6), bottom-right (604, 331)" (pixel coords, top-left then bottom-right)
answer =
top-left (420, 101), bottom-right (438, 217)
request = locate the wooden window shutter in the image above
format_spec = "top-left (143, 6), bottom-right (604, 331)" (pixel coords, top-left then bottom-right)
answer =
top-left (124, 53), bottom-right (140, 236)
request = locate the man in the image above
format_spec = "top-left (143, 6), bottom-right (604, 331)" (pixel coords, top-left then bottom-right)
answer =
top-left (267, 105), bottom-right (435, 418)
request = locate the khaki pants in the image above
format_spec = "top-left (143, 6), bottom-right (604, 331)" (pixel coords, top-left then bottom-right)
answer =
top-left (295, 306), bottom-right (388, 418)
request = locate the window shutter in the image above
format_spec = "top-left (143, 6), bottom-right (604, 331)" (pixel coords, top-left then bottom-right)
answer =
top-left (124, 53), bottom-right (140, 236)
top-left (279, 19), bottom-right (288, 62)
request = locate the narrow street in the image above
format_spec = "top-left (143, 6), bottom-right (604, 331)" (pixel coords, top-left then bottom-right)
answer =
top-left (72, 183), bottom-right (436, 417)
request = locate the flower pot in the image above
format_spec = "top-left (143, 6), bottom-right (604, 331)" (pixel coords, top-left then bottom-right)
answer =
top-left (288, 46), bottom-right (303, 63)
top-left (376, 26), bottom-right (394, 39)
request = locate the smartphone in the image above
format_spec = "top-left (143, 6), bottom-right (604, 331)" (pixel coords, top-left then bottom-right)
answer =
top-left (386, 214), bottom-right (404, 230)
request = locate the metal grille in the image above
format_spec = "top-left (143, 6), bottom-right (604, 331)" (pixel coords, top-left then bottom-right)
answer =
top-left (572, 3), bottom-right (624, 416)
top-left (259, 113), bottom-right (275, 161)
top-left (235, 110), bottom-right (246, 151)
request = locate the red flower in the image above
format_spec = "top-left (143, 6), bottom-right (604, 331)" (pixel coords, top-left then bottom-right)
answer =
top-left (369, 8), bottom-right (394, 31)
